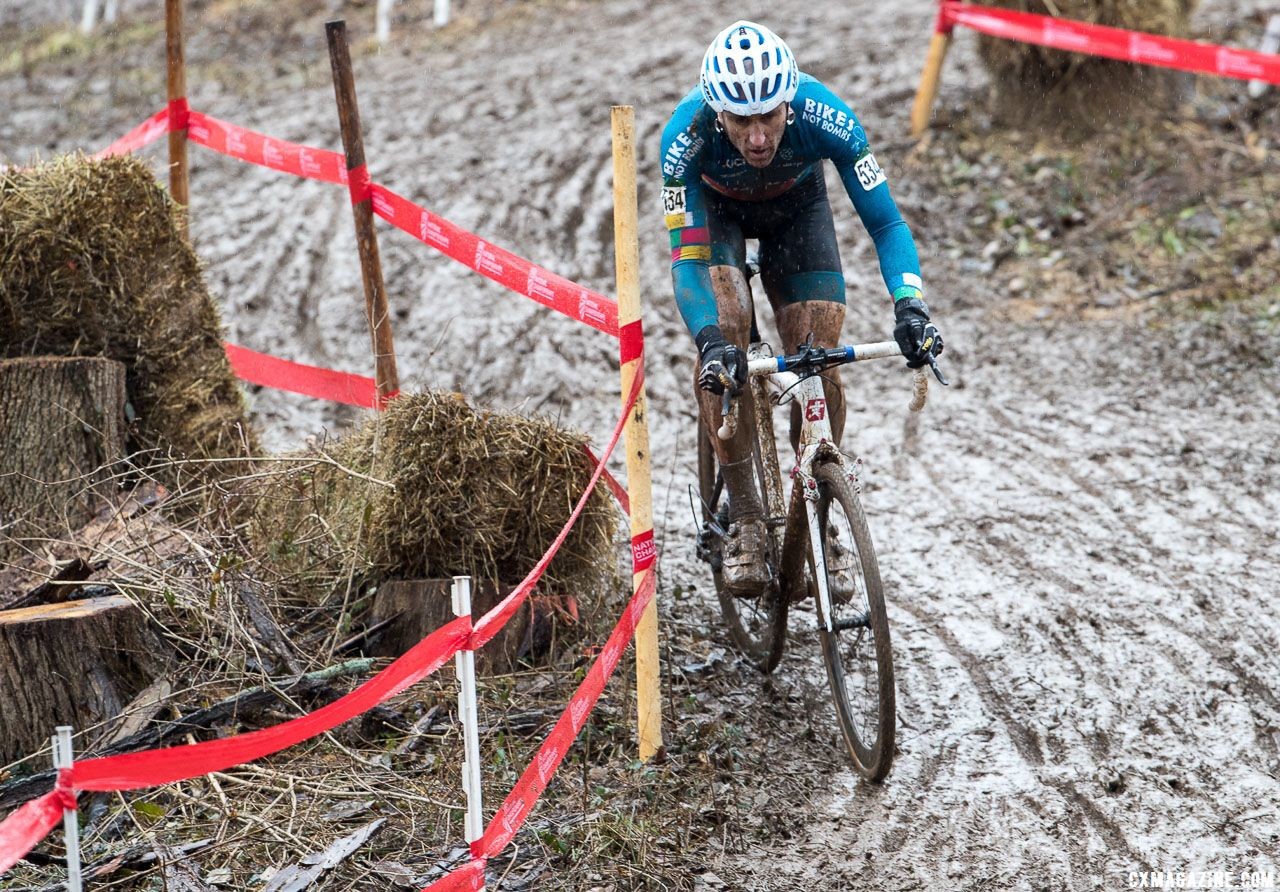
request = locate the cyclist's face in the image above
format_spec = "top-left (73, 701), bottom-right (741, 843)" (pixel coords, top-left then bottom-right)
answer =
top-left (718, 105), bottom-right (789, 168)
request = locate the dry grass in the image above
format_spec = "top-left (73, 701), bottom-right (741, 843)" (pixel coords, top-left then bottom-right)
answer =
top-left (0, 461), bottom-right (828, 892)
top-left (249, 391), bottom-right (620, 609)
top-left (0, 154), bottom-right (258, 481)
top-left (977, 0), bottom-right (1199, 123)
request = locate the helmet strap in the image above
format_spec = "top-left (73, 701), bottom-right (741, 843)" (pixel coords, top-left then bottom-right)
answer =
top-left (786, 108), bottom-right (796, 125)
top-left (714, 115), bottom-right (725, 134)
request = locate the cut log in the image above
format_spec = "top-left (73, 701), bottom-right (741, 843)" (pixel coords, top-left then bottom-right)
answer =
top-left (0, 595), bottom-right (169, 764)
top-left (0, 357), bottom-right (127, 560)
top-left (369, 579), bottom-right (530, 673)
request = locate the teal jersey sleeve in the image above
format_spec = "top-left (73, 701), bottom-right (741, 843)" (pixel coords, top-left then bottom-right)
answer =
top-left (660, 87), bottom-right (718, 335)
top-left (794, 78), bottom-right (924, 301)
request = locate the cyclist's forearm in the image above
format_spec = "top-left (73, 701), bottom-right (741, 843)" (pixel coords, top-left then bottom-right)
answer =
top-left (839, 165), bottom-right (925, 302)
top-left (868, 217), bottom-right (925, 302)
top-left (673, 261), bottom-right (718, 337)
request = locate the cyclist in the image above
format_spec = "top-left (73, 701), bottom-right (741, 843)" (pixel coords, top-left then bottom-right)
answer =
top-left (662, 20), bottom-right (943, 595)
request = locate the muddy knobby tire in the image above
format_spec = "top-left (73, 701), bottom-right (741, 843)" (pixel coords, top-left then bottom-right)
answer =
top-left (813, 461), bottom-right (895, 781)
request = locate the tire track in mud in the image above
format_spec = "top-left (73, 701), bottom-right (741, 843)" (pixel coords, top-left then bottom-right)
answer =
top-left (896, 602), bottom-right (1044, 768)
top-left (890, 373), bottom-right (1263, 873)
top-left (898, 557), bottom-right (1155, 877)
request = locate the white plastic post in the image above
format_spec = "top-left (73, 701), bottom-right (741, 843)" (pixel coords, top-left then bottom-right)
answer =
top-left (103, 0), bottom-right (118, 24)
top-left (434, 0), bottom-right (449, 29)
top-left (452, 577), bottom-right (484, 849)
top-left (52, 727), bottom-right (83, 892)
top-left (79, 0), bottom-right (100, 34)
top-left (1248, 15), bottom-right (1280, 99)
top-left (375, 0), bottom-right (394, 45)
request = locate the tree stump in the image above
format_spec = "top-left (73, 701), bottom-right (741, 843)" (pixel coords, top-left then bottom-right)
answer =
top-left (369, 579), bottom-right (532, 674)
top-left (0, 595), bottom-right (169, 764)
top-left (0, 357), bottom-right (127, 559)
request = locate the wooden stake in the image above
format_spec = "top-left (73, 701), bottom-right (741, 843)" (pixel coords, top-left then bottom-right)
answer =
top-left (165, 0), bottom-right (190, 231)
top-left (911, 31), bottom-right (953, 138)
top-left (610, 106), bottom-right (663, 762)
top-left (325, 20), bottom-right (400, 402)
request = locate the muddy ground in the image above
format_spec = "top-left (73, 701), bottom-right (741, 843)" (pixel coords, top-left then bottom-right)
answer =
top-left (3, 0), bottom-right (1279, 888)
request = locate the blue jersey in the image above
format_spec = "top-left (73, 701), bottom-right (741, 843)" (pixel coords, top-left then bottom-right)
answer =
top-left (660, 74), bottom-right (924, 337)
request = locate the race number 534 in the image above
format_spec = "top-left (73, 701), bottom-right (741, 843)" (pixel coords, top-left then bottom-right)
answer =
top-left (854, 153), bottom-right (886, 191)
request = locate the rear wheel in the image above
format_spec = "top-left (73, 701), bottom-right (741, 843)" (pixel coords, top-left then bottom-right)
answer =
top-left (697, 420), bottom-right (788, 674)
top-left (812, 461), bottom-right (895, 781)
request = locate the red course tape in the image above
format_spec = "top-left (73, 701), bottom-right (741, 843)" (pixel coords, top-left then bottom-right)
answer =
top-left (0, 786), bottom-right (75, 876)
top-left (583, 444), bottom-right (630, 515)
top-left (187, 111), bottom-right (348, 184)
top-left (631, 530), bottom-right (656, 573)
top-left (347, 162), bottom-right (373, 205)
top-left (94, 107), bottom-right (170, 159)
top-left (224, 342), bottom-right (380, 409)
top-left (476, 567), bottom-right (657, 859)
top-left (619, 320), bottom-right (645, 366)
top-left (0, 367), bottom-right (645, 874)
top-left (66, 617), bottom-right (470, 792)
top-left (419, 858), bottom-right (487, 892)
top-left (90, 104), bottom-right (619, 337)
top-left (0, 101), bottom-right (656, 887)
top-left (370, 185), bottom-right (619, 337)
top-left (942, 1), bottom-right (1280, 84)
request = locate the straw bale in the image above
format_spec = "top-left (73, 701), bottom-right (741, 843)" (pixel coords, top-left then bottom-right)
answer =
top-left (977, 0), bottom-right (1199, 120)
top-left (252, 391), bottom-right (619, 603)
top-left (0, 153), bottom-right (256, 476)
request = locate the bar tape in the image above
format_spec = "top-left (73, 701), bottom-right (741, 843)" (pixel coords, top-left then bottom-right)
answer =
top-left (469, 368), bottom-right (644, 652)
top-left (941, 1), bottom-right (1280, 84)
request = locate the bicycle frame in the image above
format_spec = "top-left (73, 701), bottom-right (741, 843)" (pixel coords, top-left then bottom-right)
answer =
top-left (719, 340), bottom-right (904, 634)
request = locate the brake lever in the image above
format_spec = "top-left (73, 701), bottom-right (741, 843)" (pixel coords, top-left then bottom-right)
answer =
top-left (927, 353), bottom-right (949, 386)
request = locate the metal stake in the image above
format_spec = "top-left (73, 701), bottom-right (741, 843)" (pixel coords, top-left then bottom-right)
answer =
top-left (52, 726), bottom-right (82, 892)
top-left (452, 577), bottom-right (484, 847)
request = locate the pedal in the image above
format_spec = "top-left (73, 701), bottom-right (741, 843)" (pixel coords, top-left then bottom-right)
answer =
top-left (695, 523), bottom-right (724, 572)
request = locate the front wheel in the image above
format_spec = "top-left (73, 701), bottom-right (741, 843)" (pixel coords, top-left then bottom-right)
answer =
top-left (812, 461), bottom-right (895, 781)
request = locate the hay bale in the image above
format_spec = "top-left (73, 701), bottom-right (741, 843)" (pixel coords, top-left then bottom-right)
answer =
top-left (0, 154), bottom-right (256, 475)
top-left (977, 0), bottom-right (1199, 120)
top-left (252, 391), bottom-right (619, 603)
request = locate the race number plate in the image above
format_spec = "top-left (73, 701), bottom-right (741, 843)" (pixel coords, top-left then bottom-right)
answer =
top-left (854, 153), bottom-right (886, 191)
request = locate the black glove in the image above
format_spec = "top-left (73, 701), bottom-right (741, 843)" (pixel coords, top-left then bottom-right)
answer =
top-left (695, 325), bottom-right (747, 395)
top-left (893, 297), bottom-right (944, 369)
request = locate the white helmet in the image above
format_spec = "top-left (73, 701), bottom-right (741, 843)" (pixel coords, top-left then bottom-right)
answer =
top-left (700, 21), bottom-right (799, 116)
